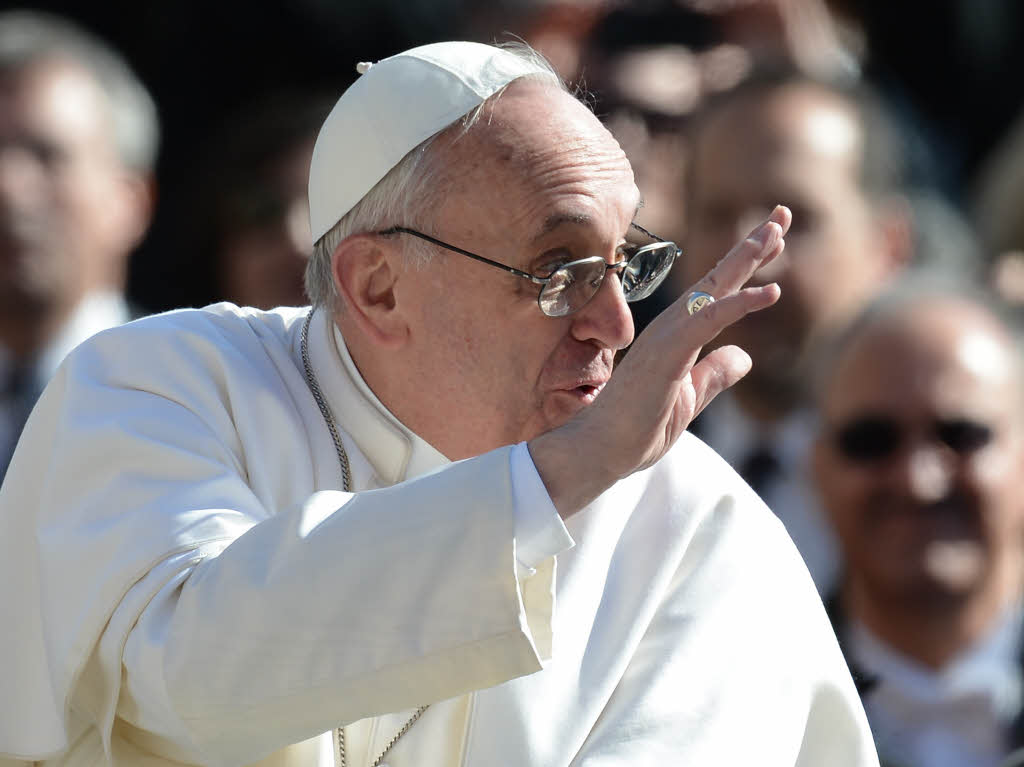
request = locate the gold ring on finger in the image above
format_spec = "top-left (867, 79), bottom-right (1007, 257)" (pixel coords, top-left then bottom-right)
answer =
top-left (686, 291), bottom-right (716, 316)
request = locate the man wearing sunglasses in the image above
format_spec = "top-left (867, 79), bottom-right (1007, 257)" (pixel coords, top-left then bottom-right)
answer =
top-left (0, 42), bottom-right (875, 766)
top-left (813, 283), bottom-right (1024, 767)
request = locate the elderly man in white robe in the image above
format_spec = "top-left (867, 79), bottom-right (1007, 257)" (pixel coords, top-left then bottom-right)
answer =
top-left (0, 42), bottom-right (878, 767)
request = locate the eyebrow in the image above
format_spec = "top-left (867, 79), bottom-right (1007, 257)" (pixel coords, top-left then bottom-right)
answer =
top-left (533, 212), bottom-right (592, 243)
top-left (532, 201), bottom-right (645, 244)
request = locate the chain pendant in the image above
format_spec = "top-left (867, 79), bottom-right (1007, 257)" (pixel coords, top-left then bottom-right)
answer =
top-left (301, 308), bottom-right (429, 767)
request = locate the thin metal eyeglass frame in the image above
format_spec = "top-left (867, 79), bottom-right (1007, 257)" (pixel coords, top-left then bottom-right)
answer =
top-left (377, 223), bottom-right (680, 307)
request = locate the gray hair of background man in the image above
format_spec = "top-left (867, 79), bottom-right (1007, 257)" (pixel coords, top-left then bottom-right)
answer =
top-left (305, 42), bottom-right (569, 311)
top-left (0, 9), bottom-right (160, 173)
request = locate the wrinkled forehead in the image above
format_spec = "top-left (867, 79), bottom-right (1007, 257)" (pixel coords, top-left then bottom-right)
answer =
top-left (690, 83), bottom-right (863, 198)
top-left (434, 82), bottom-right (638, 225)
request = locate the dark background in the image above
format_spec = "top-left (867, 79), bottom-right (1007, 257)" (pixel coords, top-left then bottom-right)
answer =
top-left (6, 0), bottom-right (1024, 312)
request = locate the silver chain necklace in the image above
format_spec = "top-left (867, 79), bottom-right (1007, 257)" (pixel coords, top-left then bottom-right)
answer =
top-left (300, 309), bottom-right (428, 767)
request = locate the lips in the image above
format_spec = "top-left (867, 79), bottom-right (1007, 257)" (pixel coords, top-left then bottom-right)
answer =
top-left (547, 347), bottom-right (614, 404)
top-left (552, 376), bottom-right (606, 407)
top-left (572, 380), bottom-right (606, 398)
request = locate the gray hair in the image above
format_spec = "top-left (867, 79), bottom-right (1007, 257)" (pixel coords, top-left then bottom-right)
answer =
top-left (0, 10), bottom-right (159, 172)
top-left (306, 41), bottom-right (569, 310)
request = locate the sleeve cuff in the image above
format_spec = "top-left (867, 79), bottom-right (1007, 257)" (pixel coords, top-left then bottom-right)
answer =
top-left (510, 441), bottom-right (574, 574)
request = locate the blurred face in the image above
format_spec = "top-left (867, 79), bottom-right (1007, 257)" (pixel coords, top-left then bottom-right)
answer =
top-left (679, 83), bottom-right (897, 410)
top-left (388, 82), bottom-right (640, 460)
top-left (814, 301), bottom-right (1024, 609)
top-left (218, 136), bottom-right (315, 309)
top-left (0, 59), bottom-right (135, 318)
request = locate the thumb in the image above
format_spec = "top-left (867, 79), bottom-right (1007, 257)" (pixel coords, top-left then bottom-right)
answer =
top-left (689, 345), bottom-right (753, 418)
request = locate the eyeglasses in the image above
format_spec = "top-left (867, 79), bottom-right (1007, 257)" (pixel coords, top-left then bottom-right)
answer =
top-left (832, 414), bottom-right (994, 463)
top-left (378, 224), bottom-right (680, 317)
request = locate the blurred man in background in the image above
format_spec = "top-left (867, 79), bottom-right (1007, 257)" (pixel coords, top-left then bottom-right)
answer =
top-left (0, 10), bottom-right (157, 479)
top-left (676, 69), bottom-right (913, 591)
top-left (814, 283), bottom-right (1024, 767)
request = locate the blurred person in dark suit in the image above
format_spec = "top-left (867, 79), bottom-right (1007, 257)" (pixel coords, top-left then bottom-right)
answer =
top-left (675, 69), bottom-right (913, 591)
top-left (0, 10), bottom-right (157, 479)
top-left (813, 282), bottom-right (1024, 767)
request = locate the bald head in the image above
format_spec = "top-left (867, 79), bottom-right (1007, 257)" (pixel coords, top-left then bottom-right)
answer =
top-left (814, 287), bottom-right (1024, 634)
top-left (823, 295), bottom-right (1022, 424)
top-left (427, 79), bottom-right (636, 248)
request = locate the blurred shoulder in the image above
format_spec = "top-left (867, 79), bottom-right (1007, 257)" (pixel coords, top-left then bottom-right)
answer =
top-left (73, 303), bottom-right (308, 363)
top-left (106, 302), bottom-right (308, 344)
top-left (60, 303), bottom-right (312, 393)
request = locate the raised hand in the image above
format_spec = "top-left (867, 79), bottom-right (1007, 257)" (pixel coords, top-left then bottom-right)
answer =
top-left (530, 205), bottom-right (792, 517)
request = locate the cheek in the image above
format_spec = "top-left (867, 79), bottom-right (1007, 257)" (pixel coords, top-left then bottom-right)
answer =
top-left (60, 165), bottom-right (122, 245)
top-left (968, 448), bottom-right (1024, 534)
top-left (818, 460), bottom-right (880, 536)
top-left (423, 307), bottom-right (533, 397)
top-left (777, 237), bottom-right (872, 333)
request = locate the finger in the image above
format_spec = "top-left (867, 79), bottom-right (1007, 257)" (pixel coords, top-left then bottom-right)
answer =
top-left (681, 282), bottom-right (780, 347)
top-left (689, 204), bottom-right (791, 298)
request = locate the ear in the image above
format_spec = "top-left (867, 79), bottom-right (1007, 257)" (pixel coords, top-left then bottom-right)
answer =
top-left (110, 170), bottom-right (156, 254)
top-left (90, 170), bottom-right (154, 289)
top-left (331, 233), bottom-right (408, 348)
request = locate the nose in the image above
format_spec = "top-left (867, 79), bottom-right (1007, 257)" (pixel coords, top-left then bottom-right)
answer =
top-left (570, 269), bottom-right (635, 351)
top-left (902, 443), bottom-right (956, 503)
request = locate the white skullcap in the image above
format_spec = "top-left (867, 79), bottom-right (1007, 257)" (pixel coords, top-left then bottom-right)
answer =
top-left (308, 41), bottom-right (557, 242)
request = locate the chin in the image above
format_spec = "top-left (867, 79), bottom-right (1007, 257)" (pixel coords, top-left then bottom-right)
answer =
top-left (547, 393), bottom-right (594, 426)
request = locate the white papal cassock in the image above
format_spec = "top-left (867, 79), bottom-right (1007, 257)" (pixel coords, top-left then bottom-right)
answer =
top-left (0, 304), bottom-right (879, 767)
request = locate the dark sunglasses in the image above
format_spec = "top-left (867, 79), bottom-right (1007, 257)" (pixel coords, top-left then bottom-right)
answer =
top-left (378, 224), bottom-right (680, 317)
top-left (832, 415), bottom-right (994, 463)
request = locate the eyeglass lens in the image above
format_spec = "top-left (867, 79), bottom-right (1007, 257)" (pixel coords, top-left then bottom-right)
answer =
top-left (622, 243), bottom-right (677, 301)
top-left (537, 242), bottom-right (678, 317)
top-left (834, 415), bottom-right (994, 463)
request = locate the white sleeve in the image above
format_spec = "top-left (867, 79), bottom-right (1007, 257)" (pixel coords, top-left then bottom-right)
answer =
top-left (114, 447), bottom-right (573, 766)
top-left (510, 441), bottom-right (574, 574)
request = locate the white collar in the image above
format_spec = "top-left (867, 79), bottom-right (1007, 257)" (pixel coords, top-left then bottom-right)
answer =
top-left (305, 307), bottom-right (449, 487)
top-left (849, 604), bottom-right (1024, 720)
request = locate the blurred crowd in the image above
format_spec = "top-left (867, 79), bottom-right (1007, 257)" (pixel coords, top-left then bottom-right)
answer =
top-left (1, 2), bottom-right (1023, 766)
